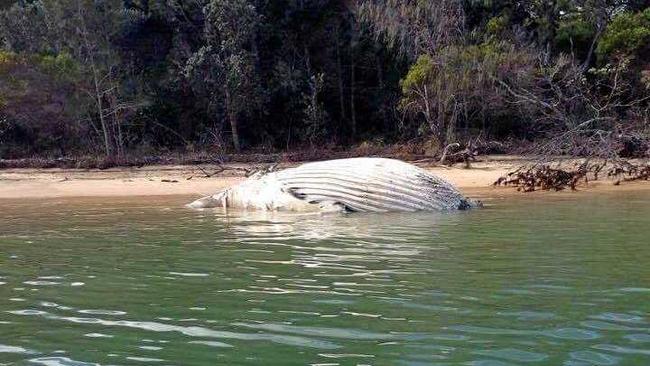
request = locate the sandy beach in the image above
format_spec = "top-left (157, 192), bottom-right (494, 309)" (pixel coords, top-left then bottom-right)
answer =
top-left (1, 155), bottom-right (648, 200)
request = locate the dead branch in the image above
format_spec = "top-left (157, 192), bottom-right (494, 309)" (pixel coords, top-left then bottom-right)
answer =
top-left (495, 160), bottom-right (649, 191)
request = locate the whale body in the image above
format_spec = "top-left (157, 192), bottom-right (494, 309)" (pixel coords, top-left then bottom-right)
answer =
top-left (188, 158), bottom-right (477, 212)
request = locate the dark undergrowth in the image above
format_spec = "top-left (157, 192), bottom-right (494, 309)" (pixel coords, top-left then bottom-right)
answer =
top-left (0, 138), bottom-right (515, 170)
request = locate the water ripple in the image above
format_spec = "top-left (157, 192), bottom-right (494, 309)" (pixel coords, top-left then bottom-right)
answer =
top-left (2, 193), bottom-right (650, 365)
top-left (0, 344), bottom-right (36, 354)
top-left (473, 348), bottom-right (548, 363)
top-left (9, 309), bottom-right (340, 349)
top-left (28, 357), bottom-right (99, 366)
top-left (232, 322), bottom-right (399, 340)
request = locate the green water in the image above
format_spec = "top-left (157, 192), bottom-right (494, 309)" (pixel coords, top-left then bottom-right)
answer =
top-left (1, 191), bottom-right (649, 365)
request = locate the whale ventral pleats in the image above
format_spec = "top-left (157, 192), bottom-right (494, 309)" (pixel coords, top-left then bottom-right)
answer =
top-left (188, 158), bottom-right (478, 213)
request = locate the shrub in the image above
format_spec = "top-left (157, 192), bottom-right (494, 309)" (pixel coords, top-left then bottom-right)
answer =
top-left (597, 8), bottom-right (650, 59)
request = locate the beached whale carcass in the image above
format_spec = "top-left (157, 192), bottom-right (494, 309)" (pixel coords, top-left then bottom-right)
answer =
top-left (188, 158), bottom-right (478, 212)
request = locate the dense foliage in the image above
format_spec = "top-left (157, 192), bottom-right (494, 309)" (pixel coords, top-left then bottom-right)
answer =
top-left (0, 0), bottom-right (648, 159)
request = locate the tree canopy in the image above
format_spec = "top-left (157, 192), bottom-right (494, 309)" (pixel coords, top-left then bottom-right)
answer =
top-left (0, 0), bottom-right (648, 159)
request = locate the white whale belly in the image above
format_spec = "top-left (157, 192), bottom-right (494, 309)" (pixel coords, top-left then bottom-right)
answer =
top-left (188, 158), bottom-right (475, 212)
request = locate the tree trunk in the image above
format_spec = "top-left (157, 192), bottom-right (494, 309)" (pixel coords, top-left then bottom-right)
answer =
top-left (335, 24), bottom-right (346, 123)
top-left (79, 3), bottom-right (111, 157)
top-left (350, 48), bottom-right (357, 140)
top-left (97, 97), bottom-right (111, 157)
top-left (581, 24), bottom-right (604, 71)
top-left (285, 117), bottom-right (292, 151)
top-left (349, 20), bottom-right (359, 141)
top-left (542, 0), bottom-right (559, 63)
top-left (376, 52), bottom-right (384, 90)
top-left (116, 109), bottom-right (124, 158)
top-left (225, 88), bottom-right (241, 152)
top-left (93, 73), bottom-right (110, 157)
top-left (230, 113), bottom-right (241, 153)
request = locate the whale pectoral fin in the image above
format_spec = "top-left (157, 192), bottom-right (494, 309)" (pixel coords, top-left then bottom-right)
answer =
top-left (318, 201), bottom-right (352, 213)
top-left (286, 188), bottom-right (353, 213)
top-left (286, 187), bottom-right (307, 200)
top-left (187, 195), bottom-right (220, 208)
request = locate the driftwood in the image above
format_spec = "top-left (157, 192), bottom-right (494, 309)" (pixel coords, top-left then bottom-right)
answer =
top-left (440, 140), bottom-right (480, 167)
top-left (193, 156), bottom-right (280, 178)
top-left (494, 165), bottom-right (588, 192)
top-left (608, 161), bottom-right (650, 185)
top-left (495, 160), bottom-right (650, 191)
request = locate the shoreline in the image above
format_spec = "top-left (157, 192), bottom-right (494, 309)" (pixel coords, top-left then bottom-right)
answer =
top-left (1, 156), bottom-right (649, 200)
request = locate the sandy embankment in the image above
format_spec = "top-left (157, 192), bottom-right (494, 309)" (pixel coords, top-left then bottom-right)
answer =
top-left (0, 155), bottom-right (647, 200)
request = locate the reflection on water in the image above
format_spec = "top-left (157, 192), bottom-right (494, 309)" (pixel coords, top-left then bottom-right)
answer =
top-left (0, 192), bottom-right (649, 365)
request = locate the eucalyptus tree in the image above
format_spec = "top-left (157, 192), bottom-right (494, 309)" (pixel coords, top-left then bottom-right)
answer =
top-left (183, 0), bottom-right (264, 152)
top-left (0, 0), bottom-right (143, 158)
top-left (358, 0), bottom-right (465, 61)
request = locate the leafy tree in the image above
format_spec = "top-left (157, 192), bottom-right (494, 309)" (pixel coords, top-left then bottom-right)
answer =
top-left (399, 41), bottom-right (537, 143)
top-left (0, 0), bottom-right (648, 159)
top-left (183, 0), bottom-right (264, 152)
top-left (0, 51), bottom-right (85, 157)
top-left (597, 7), bottom-right (650, 58)
top-left (358, 0), bottom-right (464, 60)
top-left (0, 0), bottom-right (145, 158)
